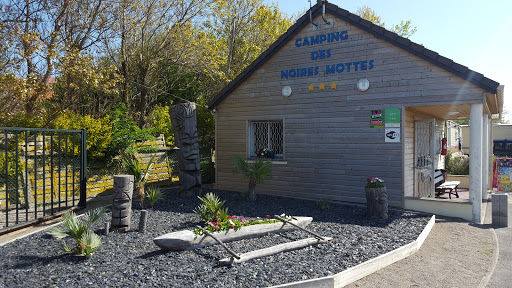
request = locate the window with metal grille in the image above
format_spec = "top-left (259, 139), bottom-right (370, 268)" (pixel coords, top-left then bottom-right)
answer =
top-left (249, 120), bottom-right (283, 158)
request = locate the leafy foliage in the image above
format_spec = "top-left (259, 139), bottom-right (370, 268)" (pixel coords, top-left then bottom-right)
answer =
top-left (316, 199), bottom-right (332, 211)
top-left (206, 0), bottom-right (293, 80)
top-left (446, 152), bottom-right (469, 175)
top-left (107, 104), bottom-right (155, 157)
top-left (193, 192), bottom-right (228, 223)
top-left (147, 105), bottom-right (175, 146)
top-left (193, 214), bottom-right (289, 235)
top-left (366, 177), bottom-right (385, 188)
top-left (0, 152), bottom-right (26, 179)
top-left (356, 5), bottom-right (417, 39)
top-left (231, 156), bottom-right (272, 201)
top-left (145, 186), bottom-right (163, 208)
top-left (121, 151), bottom-right (155, 187)
top-left (53, 111), bottom-right (112, 159)
top-left (201, 158), bottom-right (215, 184)
top-left (51, 52), bottom-right (121, 119)
top-left (231, 156), bottom-right (272, 184)
top-left (48, 207), bottom-right (106, 256)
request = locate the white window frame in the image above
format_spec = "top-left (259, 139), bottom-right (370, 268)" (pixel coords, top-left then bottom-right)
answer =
top-left (247, 119), bottom-right (284, 159)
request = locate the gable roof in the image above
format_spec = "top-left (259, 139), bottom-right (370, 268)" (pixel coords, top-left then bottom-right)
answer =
top-left (208, 1), bottom-right (500, 110)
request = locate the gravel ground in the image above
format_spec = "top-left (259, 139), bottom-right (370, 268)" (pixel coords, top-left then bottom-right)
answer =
top-left (1, 188), bottom-right (431, 288)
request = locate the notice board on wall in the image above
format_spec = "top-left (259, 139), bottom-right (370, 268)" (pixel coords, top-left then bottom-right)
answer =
top-left (494, 158), bottom-right (512, 192)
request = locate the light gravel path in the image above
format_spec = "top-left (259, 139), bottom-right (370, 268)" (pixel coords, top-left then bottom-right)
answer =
top-left (346, 216), bottom-right (496, 288)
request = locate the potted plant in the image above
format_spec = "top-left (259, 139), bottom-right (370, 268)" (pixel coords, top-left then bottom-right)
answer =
top-left (365, 177), bottom-right (388, 219)
top-left (256, 148), bottom-right (275, 159)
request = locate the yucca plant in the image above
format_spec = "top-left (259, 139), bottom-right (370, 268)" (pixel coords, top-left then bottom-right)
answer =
top-left (193, 192), bottom-right (228, 222)
top-left (122, 151), bottom-right (155, 208)
top-left (232, 155), bottom-right (272, 201)
top-left (145, 186), bottom-right (163, 208)
top-left (48, 207), bottom-right (106, 256)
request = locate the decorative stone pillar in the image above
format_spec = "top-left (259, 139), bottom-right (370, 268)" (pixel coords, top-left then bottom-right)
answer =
top-left (111, 175), bottom-right (134, 231)
top-left (470, 103), bottom-right (483, 224)
top-left (169, 103), bottom-right (202, 197)
top-left (482, 115), bottom-right (489, 200)
top-left (365, 187), bottom-right (388, 219)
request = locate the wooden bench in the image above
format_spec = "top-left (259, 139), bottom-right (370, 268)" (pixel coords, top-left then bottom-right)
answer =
top-left (435, 170), bottom-right (460, 199)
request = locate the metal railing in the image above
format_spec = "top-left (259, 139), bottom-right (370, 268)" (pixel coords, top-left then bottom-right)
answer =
top-left (0, 127), bottom-right (87, 232)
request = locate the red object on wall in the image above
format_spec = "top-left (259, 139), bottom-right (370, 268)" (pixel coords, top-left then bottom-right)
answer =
top-left (441, 138), bottom-right (447, 155)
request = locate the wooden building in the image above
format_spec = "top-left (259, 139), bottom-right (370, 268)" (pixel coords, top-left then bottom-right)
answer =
top-left (208, 1), bottom-right (504, 223)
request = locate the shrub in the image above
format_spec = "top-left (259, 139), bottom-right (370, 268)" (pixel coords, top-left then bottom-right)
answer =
top-left (147, 105), bottom-right (174, 147)
top-left (53, 111), bottom-right (112, 159)
top-left (0, 152), bottom-right (25, 180)
top-left (145, 186), bottom-right (163, 208)
top-left (316, 199), bottom-right (332, 211)
top-left (201, 159), bottom-right (215, 184)
top-left (48, 207), bottom-right (106, 256)
top-left (107, 104), bottom-right (154, 157)
top-left (446, 153), bottom-right (469, 175)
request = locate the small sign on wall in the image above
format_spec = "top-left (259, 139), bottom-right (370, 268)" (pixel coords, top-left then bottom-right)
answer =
top-left (385, 108), bottom-right (401, 127)
top-left (385, 128), bottom-right (400, 143)
top-left (370, 110), bottom-right (384, 128)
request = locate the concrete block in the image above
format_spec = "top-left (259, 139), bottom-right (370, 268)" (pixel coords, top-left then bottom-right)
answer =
top-left (492, 193), bottom-right (509, 227)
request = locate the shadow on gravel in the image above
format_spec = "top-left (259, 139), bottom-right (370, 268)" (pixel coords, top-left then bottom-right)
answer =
top-left (136, 249), bottom-right (170, 259)
top-left (8, 253), bottom-right (82, 270)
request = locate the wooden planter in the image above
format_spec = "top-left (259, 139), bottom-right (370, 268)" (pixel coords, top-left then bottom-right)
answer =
top-left (154, 216), bottom-right (313, 251)
top-left (365, 186), bottom-right (388, 219)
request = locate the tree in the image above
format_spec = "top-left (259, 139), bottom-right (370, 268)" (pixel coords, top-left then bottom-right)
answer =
top-left (103, 0), bottom-right (209, 127)
top-left (232, 156), bottom-right (272, 201)
top-left (206, 0), bottom-right (293, 80)
top-left (0, 0), bottom-right (111, 115)
top-left (356, 5), bottom-right (417, 39)
top-left (50, 53), bottom-right (121, 119)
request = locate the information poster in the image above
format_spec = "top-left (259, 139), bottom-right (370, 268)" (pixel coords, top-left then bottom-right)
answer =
top-left (370, 110), bottom-right (384, 128)
top-left (385, 108), bottom-right (401, 127)
top-left (494, 158), bottom-right (512, 192)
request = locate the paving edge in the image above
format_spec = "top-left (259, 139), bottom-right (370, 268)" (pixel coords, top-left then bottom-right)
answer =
top-left (270, 215), bottom-right (436, 288)
top-left (477, 229), bottom-right (499, 287)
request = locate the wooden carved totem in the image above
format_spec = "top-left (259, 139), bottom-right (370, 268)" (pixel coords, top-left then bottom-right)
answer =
top-left (111, 175), bottom-right (134, 230)
top-left (169, 103), bottom-right (202, 196)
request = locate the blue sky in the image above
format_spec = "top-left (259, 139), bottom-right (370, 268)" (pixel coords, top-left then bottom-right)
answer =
top-left (266, 0), bottom-right (512, 121)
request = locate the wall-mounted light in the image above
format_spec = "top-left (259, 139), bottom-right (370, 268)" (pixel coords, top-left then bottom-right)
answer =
top-left (282, 86), bottom-right (292, 97)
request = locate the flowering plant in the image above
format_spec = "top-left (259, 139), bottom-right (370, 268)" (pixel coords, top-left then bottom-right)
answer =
top-left (193, 214), bottom-right (291, 235)
top-left (256, 148), bottom-right (274, 159)
top-left (366, 177), bottom-right (385, 188)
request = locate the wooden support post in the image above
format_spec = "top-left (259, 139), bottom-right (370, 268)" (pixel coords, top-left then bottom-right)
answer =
top-left (219, 237), bottom-right (333, 266)
top-left (139, 210), bottom-right (148, 233)
top-left (196, 226), bottom-right (240, 259)
top-left (274, 215), bottom-right (326, 240)
top-left (105, 222), bottom-right (110, 236)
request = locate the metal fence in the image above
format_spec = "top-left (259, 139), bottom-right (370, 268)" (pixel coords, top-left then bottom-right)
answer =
top-left (0, 127), bottom-right (87, 232)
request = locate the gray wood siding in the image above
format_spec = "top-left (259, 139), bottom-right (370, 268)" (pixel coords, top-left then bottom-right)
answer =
top-left (404, 109), bottom-right (415, 197)
top-left (214, 15), bottom-right (488, 207)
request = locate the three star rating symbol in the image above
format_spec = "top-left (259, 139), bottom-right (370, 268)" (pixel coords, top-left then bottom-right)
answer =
top-left (308, 82), bottom-right (338, 91)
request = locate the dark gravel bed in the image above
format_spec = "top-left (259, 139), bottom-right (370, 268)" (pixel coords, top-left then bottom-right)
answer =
top-left (1, 188), bottom-right (431, 288)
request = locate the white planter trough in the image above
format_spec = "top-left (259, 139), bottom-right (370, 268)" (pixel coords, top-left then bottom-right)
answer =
top-left (154, 216), bottom-right (313, 251)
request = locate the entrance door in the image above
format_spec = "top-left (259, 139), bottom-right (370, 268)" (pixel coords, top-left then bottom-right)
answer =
top-left (414, 119), bottom-right (435, 197)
